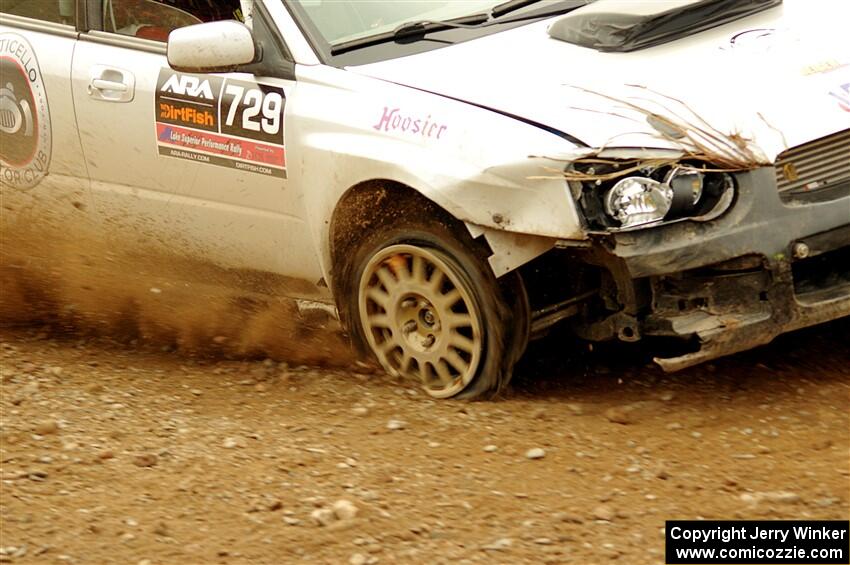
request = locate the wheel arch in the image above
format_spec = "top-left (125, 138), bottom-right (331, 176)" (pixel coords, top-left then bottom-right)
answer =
top-left (328, 179), bottom-right (531, 398)
top-left (327, 179), bottom-right (477, 323)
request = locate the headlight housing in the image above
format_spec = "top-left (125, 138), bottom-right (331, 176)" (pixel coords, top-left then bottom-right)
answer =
top-left (574, 161), bottom-right (735, 231)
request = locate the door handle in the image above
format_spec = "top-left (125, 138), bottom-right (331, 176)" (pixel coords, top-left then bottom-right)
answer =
top-left (91, 79), bottom-right (128, 92)
top-left (87, 65), bottom-right (135, 102)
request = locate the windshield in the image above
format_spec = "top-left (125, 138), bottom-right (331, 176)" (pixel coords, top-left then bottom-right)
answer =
top-left (291, 0), bottom-right (506, 45)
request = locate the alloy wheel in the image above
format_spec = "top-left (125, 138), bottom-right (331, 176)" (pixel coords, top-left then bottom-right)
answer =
top-left (358, 244), bottom-right (483, 398)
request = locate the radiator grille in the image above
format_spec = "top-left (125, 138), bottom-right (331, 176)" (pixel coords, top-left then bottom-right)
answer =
top-left (774, 129), bottom-right (850, 199)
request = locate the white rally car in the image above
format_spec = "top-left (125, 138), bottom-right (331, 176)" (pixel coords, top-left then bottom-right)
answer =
top-left (1, 0), bottom-right (849, 398)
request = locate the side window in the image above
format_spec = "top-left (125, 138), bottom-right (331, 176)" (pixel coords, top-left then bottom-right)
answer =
top-left (102, 0), bottom-right (244, 42)
top-left (0, 0), bottom-right (76, 25)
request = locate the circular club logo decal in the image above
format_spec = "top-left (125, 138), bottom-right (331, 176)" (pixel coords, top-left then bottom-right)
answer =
top-left (0, 33), bottom-right (51, 189)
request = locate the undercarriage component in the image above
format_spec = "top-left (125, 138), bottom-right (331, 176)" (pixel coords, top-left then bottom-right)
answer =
top-left (529, 289), bottom-right (596, 338)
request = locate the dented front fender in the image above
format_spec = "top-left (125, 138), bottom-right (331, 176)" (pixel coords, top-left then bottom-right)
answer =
top-left (291, 65), bottom-right (586, 278)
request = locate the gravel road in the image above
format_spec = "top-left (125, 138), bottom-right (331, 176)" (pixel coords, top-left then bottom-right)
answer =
top-left (1, 318), bottom-right (848, 564)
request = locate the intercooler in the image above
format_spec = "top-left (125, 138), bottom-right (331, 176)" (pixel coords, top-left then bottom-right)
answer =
top-left (773, 128), bottom-right (850, 203)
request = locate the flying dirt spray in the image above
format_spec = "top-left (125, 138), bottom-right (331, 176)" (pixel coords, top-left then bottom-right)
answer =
top-left (0, 194), bottom-right (360, 368)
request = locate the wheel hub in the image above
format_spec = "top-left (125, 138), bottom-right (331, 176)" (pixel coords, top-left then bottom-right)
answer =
top-left (397, 295), bottom-right (441, 353)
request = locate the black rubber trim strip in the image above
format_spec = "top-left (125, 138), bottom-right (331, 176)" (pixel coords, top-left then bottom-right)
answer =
top-left (549, 0), bottom-right (783, 53)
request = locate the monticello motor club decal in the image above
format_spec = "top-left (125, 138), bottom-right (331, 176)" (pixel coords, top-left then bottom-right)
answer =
top-left (155, 69), bottom-right (286, 178)
top-left (0, 33), bottom-right (52, 189)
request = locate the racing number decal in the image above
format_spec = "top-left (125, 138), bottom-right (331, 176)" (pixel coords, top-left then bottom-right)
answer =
top-left (155, 69), bottom-right (286, 178)
top-left (220, 83), bottom-right (284, 143)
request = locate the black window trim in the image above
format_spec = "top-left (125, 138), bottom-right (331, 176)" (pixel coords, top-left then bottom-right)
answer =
top-left (243, 0), bottom-right (295, 80)
top-left (81, 0), bottom-right (99, 32)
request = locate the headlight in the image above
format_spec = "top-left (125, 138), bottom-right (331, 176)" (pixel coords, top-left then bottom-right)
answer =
top-left (604, 177), bottom-right (673, 229)
top-left (579, 163), bottom-right (734, 231)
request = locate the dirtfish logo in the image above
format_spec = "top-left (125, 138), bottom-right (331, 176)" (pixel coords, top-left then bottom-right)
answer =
top-left (829, 83), bottom-right (850, 113)
top-left (161, 74), bottom-right (213, 100)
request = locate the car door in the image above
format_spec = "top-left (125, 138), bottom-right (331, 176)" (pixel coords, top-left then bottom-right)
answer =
top-left (0, 2), bottom-right (91, 228)
top-left (70, 0), bottom-right (325, 297)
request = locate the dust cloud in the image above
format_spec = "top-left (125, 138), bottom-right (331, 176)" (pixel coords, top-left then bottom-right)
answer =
top-left (0, 198), bottom-right (360, 368)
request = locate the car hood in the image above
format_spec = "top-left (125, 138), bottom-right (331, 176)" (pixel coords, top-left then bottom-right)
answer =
top-left (349, 0), bottom-right (850, 163)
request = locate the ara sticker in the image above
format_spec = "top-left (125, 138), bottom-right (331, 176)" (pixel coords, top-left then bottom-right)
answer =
top-left (829, 83), bottom-right (850, 113)
top-left (0, 33), bottom-right (52, 190)
top-left (155, 69), bottom-right (286, 178)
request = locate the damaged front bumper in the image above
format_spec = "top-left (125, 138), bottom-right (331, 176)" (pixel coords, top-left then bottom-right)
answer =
top-left (578, 167), bottom-right (850, 371)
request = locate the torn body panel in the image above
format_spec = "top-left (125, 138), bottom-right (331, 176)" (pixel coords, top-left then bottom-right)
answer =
top-left (294, 64), bottom-right (585, 288)
top-left (557, 166), bottom-right (850, 370)
top-left (466, 224), bottom-right (558, 277)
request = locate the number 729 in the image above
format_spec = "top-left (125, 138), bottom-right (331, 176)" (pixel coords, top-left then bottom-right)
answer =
top-left (223, 84), bottom-right (283, 136)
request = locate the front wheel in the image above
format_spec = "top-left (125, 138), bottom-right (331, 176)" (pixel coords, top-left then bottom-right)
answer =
top-left (348, 221), bottom-right (527, 399)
